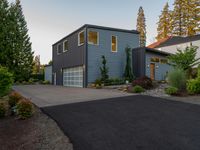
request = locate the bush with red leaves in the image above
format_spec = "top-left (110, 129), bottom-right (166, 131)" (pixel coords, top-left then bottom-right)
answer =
top-left (132, 76), bottom-right (153, 89)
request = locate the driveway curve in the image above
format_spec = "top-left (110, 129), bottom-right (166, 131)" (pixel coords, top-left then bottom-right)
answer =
top-left (13, 85), bottom-right (132, 107)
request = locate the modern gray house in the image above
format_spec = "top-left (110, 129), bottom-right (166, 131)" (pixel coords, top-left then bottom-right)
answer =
top-left (52, 24), bottom-right (140, 87)
top-left (132, 47), bottom-right (172, 81)
top-left (52, 24), bottom-right (172, 88)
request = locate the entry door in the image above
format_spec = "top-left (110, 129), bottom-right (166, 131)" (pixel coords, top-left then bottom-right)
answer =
top-left (150, 63), bottom-right (155, 80)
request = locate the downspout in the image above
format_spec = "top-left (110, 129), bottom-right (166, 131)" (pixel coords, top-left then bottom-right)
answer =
top-left (84, 27), bottom-right (88, 88)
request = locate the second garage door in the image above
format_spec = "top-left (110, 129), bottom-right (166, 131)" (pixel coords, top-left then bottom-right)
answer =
top-left (63, 66), bottom-right (83, 87)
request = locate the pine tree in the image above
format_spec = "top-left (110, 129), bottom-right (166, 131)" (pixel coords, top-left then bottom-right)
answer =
top-left (136, 7), bottom-right (146, 47)
top-left (156, 3), bottom-right (172, 40)
top-left (171, 0), bottom-right (199, 36)
top-left (10, 0), bottom-right (34, 81)
top-left (0, 0), bottom-right (10, 67)
top-left (194, 0), bottom-right (200, 33)
top-left (171, 0), bottom-right (187, 36)
top-left (185, 0), bottom-right (199, 36)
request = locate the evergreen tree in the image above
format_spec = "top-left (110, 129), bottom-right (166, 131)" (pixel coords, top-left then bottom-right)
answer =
top-left (156, 3), bottom-right (172, 40)
top-left (136, 7), bottom-right (146, 47)
top-left (0, 0), bottom-right (10, 67)
top-left (194, 0), bottom-right (200, 33)
top-left (124, 46), bottom-right (134, 82)
top-left (171, 0), bottom-right (187, 36)
top-left (100, 55), bottom-right (109, 82)
top-left (171, 0), bottom-right (199, 36)
top-left (185, 0), bottom-right (199, 36)
top-left (10, 0), bottom-right (34, 81)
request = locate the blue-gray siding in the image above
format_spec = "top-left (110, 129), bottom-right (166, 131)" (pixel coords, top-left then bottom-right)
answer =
top-left (145, 52), bottom-right (172, 80)
top-left (45, 66), bottom-right (52, 83)
top-left (87, 28), bottom-right (139, 83)
top-left (52, 28), bottom-right (86, 86)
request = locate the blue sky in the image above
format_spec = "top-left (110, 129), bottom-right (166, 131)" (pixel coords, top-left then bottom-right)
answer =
top-left (8, 0), bottom-right (174, 64)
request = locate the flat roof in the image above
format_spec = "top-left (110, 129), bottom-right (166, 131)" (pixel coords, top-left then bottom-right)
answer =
top-left (133, 47), bottom-right (172, 56)
top-left (53, 24), bottom-right (139, 46)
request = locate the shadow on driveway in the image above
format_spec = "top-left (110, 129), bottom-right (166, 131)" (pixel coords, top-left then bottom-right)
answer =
top-left (42, 95), bottom-right (200, 150)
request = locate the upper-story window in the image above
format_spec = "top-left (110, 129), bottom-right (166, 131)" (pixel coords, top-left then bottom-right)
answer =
top-left (111, 35), bottom-right (117, 52)
top-left (57, 43), bottom-right (62, 55)
top-left (88, 31), bottom-right (99, 45)
top-left (63, 40), bottom-right (68, 52)
top-left (78, 31), bottom-right (84, 46)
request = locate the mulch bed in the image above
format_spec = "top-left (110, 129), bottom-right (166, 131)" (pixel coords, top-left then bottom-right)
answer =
top-left (0, 107), bottom-right (73, 150)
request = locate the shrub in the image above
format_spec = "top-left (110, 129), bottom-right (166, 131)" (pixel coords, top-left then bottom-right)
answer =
top-left (132, 85), bottom-right (145, 93)
top-left (0, 103), bottom-right (6, 118)
top-left (167, 69), bottom-right (187, 90)
top-left (0, 66), bottom-right (13, 97)
top-left (165, 87), bottom-right (178, 95)
top-left (104, 78), bottom-right (125, 86)
top-left (132, 76), bottom-right (153, 89)
top-left (187, 79), bottom-right (200, 94)
top-left (30, 74), bottom-right (44, 81)
top-left (28, 78), bottom-right (34, 84)
top-left (8, 92), bottom-right (23, 107)
top-left (16, 99), bottom-right (33, 119)
top-left (94, 79), bottom-right (102, 86)
top-left (42, 80), bottom-right (50, 84)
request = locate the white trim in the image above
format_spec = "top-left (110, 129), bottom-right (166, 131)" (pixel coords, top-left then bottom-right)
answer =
top-left (78, 30), bottom-right (85, 46)
top-left (111, 35), bottom-right (118, 52)
top-left (88, 31), bottom-right (99, 46)
top-left (63, 40), bottom-right (68, 52)
top-left (57, 43), bottom-right (62, 55)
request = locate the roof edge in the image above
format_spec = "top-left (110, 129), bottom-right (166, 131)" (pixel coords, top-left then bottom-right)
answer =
top-left (53, 24), bottom-right (139, 46)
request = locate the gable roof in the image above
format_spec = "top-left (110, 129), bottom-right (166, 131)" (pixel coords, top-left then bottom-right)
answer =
top-left (147, 36), bottom-right (173, 48)
top-left (148, 35), bottom-right (200, 48)
top-left (53, 24), bottom-right (139, 46)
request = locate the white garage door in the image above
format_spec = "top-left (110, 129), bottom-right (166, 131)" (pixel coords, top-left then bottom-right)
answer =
top-left (63, 66), bottom-right (83, 87)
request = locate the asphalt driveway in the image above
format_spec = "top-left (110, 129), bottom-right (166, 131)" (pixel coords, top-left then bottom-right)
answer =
top-left (13, 85), bottom-right (131, 107)
top-left (42, 95), bottom-right (200, 150)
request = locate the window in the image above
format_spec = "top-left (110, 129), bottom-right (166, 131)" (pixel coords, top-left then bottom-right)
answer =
top-left (160, 59), bottom-right (168, 64)
top-left (78, 31), bottom-right (84, 46)
top-left (63, 40), bottom-right (68, 52)
top-left (151, 57), bottom-right (160, 62)
top-left (111, 36), bottom-right (117, 52)
top-left (88, 31), bottom-right (99, 45)
top-left (57, 43), bottom-right (62, 54)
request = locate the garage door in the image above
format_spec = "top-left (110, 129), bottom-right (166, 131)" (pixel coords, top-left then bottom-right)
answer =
top-left (63, 66), bottom-right (83, 87)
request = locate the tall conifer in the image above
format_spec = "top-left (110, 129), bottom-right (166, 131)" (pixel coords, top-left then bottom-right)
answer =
top-left (156, 3), bottom-right (172, 40)
top-left (0, 0), bottom-right (10, 66)
top-left (136, 7), bottom-right (146, 47)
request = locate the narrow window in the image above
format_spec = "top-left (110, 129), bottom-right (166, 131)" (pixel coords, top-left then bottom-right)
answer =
top-left (111, 36), bottom-right (117, 52)
top-left (88, 31), bottom-right (98, 45)
top-left (78, 31), bottom-right (84, 46)
top-left (57, 43), bottom-right (62, 54)
top-left (63, 40), bottom-right (68, 52)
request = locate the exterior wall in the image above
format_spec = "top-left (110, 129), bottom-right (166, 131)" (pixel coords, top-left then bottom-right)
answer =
top-left (157, 40), bottom-right (200, 60)
top-left (145, 52), bottom-right (172, 81)
top-left (52, 28), bottom-right (86, 85)
top-left (87, 28), bottom-right (139, 83)
top-left (44, 66), bottom-right (52, 83)
top-left (132, 48), bottom-right (146, 78)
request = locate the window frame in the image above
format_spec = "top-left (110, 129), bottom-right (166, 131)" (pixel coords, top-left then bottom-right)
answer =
top-left (63, 40), bottom-right (69, 52)
top-left (78, 30), bottom-right (85, 46)
top-left (111, 35), bottom-right (118, 52)
top-left (88, 30), bottom-right (99, 45)
top-left (57, 43), bottom-right (62, 55)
